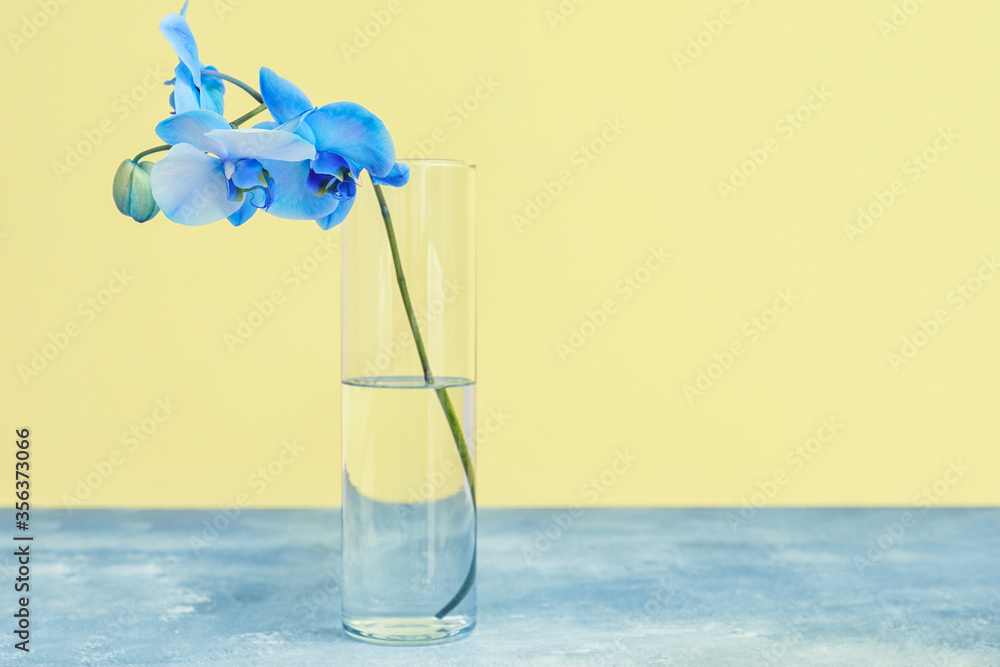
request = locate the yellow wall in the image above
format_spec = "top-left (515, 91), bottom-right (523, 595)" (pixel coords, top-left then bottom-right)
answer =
top-left (2, 0), bottom-right (998, 508)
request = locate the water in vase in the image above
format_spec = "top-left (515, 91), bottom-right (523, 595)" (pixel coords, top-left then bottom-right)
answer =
top-left (341, 375), bottom-right (476, 645)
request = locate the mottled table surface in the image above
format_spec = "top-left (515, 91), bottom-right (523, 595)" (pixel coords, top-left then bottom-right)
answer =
top-left (2, 508), bottom-right (999, 666)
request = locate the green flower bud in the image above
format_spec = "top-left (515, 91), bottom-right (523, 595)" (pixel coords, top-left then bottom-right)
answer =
top-left (113, 159), bottom-right (160, 223)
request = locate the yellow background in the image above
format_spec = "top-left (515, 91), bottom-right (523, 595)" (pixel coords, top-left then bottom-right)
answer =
top-left (1, 0), bottom-right (998, 508)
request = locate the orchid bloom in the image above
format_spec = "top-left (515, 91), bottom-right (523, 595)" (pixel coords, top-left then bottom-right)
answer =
top-left (160, 1), bottom-right (225, 115)
top-left (150, 110), bottom-right (314, 226)
top-left (255, 67), bottom-right (409, 230)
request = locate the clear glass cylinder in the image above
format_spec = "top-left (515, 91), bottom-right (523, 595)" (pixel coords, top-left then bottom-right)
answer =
top-left (341, 159), bottom-right (476, 645)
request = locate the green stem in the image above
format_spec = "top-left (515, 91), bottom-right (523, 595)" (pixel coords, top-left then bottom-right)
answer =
top-left (200, 69), bottom-right (263, 103)
top-left (133, 144), bottom-right (170, 162)
top-left (131, 103), bottom-right (268, 162)
top-left (230, 103), bottom-right (267, 128)
top-left (193, 69), bottom-right (265, 125)
top-left (375, 182), bottom-right (434, 384)
top-left (131, 71), bottom-right (264, 161)
top-left (371, 181), bottom-right (477, 619)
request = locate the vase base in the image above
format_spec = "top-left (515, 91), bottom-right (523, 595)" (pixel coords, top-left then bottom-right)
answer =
top-left (342, 615), bottom-right (475, 645)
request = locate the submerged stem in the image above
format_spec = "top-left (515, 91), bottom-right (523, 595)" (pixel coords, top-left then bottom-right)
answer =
top-left (371, 181), bottom-right (477, 619)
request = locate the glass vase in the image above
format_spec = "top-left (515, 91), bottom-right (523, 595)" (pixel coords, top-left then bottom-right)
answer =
top-left (341, 159), bottom-right (476, 645)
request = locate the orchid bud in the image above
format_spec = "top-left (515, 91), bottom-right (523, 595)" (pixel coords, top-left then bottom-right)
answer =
top-left (113, 159), bottom-right (160, 222)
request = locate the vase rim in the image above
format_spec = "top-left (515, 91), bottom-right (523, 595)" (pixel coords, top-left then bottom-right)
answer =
top-left (398, 158), bottom-right (476, 169)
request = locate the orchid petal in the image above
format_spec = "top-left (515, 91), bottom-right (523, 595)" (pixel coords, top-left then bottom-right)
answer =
top-left (259, 160), bottom-right (340, 220)
top-left (204, 128), bottom-right (315, 162)
top-left (311, 152), bottom-right (350, 178)
top-left (305, 169), bottom-right (333, 195)
top-left (332, 179), bottom-right (357, 200)
top-left (227, 198), bottom-right (258, 226)
top-left (199, 66), bottom-right (226, 116)
top-left (293, 117), bottom-right (316, 145)
top-left (159, 9), bottom-right (202, 89)
top-left (344, 156), bottom-right (363, 179)
top-left (151, 144), bottom-right (240, 225)
top-left (231, 159), bottom-right (266, 190)
top-left (169, 64), bottom-right (200, 115)
top-left (261, 170), bottom-right (276, 208)
top-left (259, 67), bottom-right (313, 125)
top-left (225, 177), bottom-right (241, 202)
top-left (244, 185), bottom-right (268, 208)
top-left (372, 162), bottom-right (410, 187)
top-left (274, 109), bottom-right (316, 145)
top-left (304, 102), bottom-right (395, 178)
top-left (155, 110), bottom-right (230, 154)
top-left (316, 196), bottom-right (355, 230)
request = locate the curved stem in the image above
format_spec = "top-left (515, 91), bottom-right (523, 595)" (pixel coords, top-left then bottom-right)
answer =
top-left (200, 69), bottom-right (263, 103)
top-left (372, 181), bottom-right (477, 618)
top-left (131, 70), bottom-right (264, 161)
top-left (130, 103), bottom-right (269, 162)
top-left (133, 144), bottom-right (170, 162)
top-left (435, 545), bottom-right (476, 619)
top-left (434, 389), bottom-right (476, 500)
top-left (230, 103), bottom-right (267, 128)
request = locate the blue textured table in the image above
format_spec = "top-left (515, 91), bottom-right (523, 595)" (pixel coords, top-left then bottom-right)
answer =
top-left (2, 509), bottom-right (999, 666)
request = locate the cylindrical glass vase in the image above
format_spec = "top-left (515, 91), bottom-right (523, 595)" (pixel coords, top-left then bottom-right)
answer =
top-left (341, 159), bottom-right (476, 645)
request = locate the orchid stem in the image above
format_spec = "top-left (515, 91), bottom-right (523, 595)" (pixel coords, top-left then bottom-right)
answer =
top-left (230, 103), bottom-right (267, 128)
top-left (371, 180), bottom-right (477, 620)
top-left (196, 70), bottom-right (264, 125)
top-left (200, 69), bottom-right (263, 103)
top-left (131, 103), bottom-right (269, 162)
top-left (133, 145), bottom-right (170, 162)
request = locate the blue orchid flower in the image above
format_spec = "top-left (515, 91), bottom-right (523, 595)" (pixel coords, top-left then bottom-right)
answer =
top-left (160, 1), bottom-right (225, 115)
top-left (150, 110), bottom-right (315, 226)
top-left (254, 67), bottom-right (410, 230)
